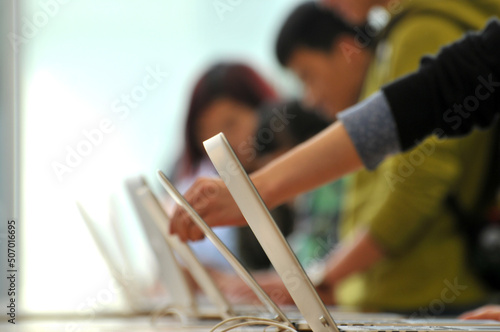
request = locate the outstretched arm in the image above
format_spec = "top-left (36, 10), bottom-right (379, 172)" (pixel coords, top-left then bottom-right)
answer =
top-left (170, 20), bottom-right (500, 241)
top-left (383, 19), bottom-right (500, 150)
top-left (459, 305), bottom-right (500, 321)
top-left (170, 121), bottom-right (362, 241)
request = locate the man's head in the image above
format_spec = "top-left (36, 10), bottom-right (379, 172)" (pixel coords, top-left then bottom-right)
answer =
top-left (276, 2), bottom-right (372, 118)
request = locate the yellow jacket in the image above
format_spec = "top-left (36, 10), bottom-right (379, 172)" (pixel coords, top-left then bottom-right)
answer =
top-left (337, 0), bottom-right (500, 313)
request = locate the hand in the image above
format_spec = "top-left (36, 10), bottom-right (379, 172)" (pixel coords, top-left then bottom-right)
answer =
top-left (256, 273), bottom-right (294, 305)
top-left (209, 268), bottom-right (335, 305)
top-left (459, 305), bottom-right (500, 321)
top-left (170, 177), bottom-right (247, 242)
top-left (223, 272), bottom-right (295, 305)
top-left (207, 269), bottom-right (294, 305)
top-left (316, 283), bottom-right (336, 305)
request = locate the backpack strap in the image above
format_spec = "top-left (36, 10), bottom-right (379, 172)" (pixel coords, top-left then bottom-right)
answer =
top-left (374, 7), bottom-right (478, 47)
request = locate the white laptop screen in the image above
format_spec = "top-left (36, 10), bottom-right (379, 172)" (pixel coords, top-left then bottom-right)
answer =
top-left (204, 132), bottom-right (339, 332)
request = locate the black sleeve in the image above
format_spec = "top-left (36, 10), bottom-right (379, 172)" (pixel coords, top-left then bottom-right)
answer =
top-left (382, 19), bottom-right (500, 151)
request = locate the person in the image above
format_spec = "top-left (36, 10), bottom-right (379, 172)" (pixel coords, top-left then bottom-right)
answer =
top-left (171, 62), bottom-right (278, 192)
top-left (275, 2), bottom-right (373, 119)
top-left (341, 18), bottom-right (500, 169)
top-left (168, 19), bottom-right (500, 196)
top-left (212, 3), bottom-right (374, 305)
top-left (322, 0), bottom-right (498, 312)
top-left (217, 2), bottom-right (376, 305)
top-left (317, 1), bottom-right (500, 169)
top-left (237, 100), bottom-right (335, 271)
top-left (255, 102), bottom-right (342, 269)
top-left (217, 100), bottom-right (340, 304)
top-left (320, 0), bottom-right (389, 24)
top-left (171, 1), bottom-right (500, 314)
top-left (277, 0), bottom-right (498, 312)
top-left (167, 62), bottom-right (278, 270)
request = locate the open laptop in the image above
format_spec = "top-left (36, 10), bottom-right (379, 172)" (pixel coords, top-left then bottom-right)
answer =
top-left (155, 169), bottom-right (500, 331)
top-left (156, 170), bottom-right (295, 327)
top-left (200, 132), bottom-right (500, 332)
top-left (125, 176), bottom-right (234, 320)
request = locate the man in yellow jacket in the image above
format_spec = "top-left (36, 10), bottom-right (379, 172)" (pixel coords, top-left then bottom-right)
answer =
top-left (323, 0), bottom-right (500, 314)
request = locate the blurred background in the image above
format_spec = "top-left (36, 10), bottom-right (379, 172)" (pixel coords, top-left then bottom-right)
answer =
top-left (0, 0), bottom-right (306, 315)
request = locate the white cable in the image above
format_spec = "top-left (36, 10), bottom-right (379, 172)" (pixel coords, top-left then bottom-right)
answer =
top-left (150, 304), bottom-right (189, 325)
top-left (209, 316), bottom-right (298, 332)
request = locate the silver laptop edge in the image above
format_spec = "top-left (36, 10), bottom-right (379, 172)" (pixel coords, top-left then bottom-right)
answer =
top-left (127, 177), bottom-right (234, 319)
top-left (203, 133), bottom-right (338, 332)
top-left (156, 170), bottom-right (293, 327)
top-left (203, 133), bottom-right (500, 332)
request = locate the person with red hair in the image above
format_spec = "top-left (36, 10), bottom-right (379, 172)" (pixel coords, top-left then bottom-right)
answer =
top-left (168, 62), bottom-right (278, 270)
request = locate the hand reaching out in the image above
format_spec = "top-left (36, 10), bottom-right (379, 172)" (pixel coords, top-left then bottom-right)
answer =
top-left (208, 269), bottom-right (335, 305)
top-left (170, 177), bottom-right (247, 242)
top-left (459, 305), bottom-right (500, 321)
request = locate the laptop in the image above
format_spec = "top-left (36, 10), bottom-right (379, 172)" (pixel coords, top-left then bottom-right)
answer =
top-left (125, 176), bottom-right (234, 320)
top-left (200, 132), bottom-right (500, 332)
top-left (76, 202), bottom-right (158, 313)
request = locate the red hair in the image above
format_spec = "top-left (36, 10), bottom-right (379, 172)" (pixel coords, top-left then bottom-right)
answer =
top-left (175, 62), bottom-right (278, 179)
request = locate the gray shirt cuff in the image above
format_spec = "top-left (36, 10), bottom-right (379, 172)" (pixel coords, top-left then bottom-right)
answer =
top-left (337, 91), bottom-right (401, 170)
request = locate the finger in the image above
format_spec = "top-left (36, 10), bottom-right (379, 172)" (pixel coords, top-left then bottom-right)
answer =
top-left (174, 203), bottom-right (205, 241)
top-left (184, 179), bottom-right (207, 205)
top-left (170, 201), bottom-right (207, 242)
top-left (190, 189), bottom-right (212, 216)
top-left (170, 205), bottom-right (184, 235)
top-left (232, 286), bottom-right (257, 302)
top-left (187, 179), bottom-right (220, 218)
top-left (458, 305), bottom-right (495, 319)
top-left (459, 310), bottom-right (478, 320)
top-left (193, 227), bottom-right (205, 241)
top-left (187, 221), bottom-right (205, 241)
top-left (459, 308), bottom-right (488, 320)
top-left (186, 189), bottom-right (212, 221)
top-left (181, 217), bottom-right (197, 242)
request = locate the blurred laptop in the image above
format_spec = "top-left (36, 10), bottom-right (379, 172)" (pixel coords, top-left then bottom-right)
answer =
top-left (199, 132), bottom-right (500, 332)
top-left (76, 202), bottom-right (165, 314)
top-left (156, 168), bottom-right (499, 331)
top-left (125, 176), bottom-right (234, 320)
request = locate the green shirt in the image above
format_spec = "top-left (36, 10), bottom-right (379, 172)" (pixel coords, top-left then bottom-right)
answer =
top-left (337, 0), bottom-right (500, 312)
top-left (292, 179), bottom-right (346, 268)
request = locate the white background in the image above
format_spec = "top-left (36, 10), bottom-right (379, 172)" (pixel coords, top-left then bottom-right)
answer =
top-left (17, 0), bottom-right (305, 313)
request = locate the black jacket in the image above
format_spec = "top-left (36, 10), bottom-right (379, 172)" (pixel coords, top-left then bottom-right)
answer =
top-left (382, 19), bottom-right (500, 150)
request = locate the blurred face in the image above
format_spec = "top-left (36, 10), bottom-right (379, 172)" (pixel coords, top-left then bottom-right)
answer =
top-left (287, 38), bottom-right (370, 119)
top-left (321, 0), bottom-right (381, 24)
top-left (196, 97), bottom-right (258, 168)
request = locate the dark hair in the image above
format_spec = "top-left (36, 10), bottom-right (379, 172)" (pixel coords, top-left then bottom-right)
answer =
top-left (177, 62), bottom-right (278, 179)
top-left (276, 2), bottom-right (356, 66)
top-left (237, 100), bottom-right (330, 270)
top-left (255, 100), bottom-right (330, 156)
